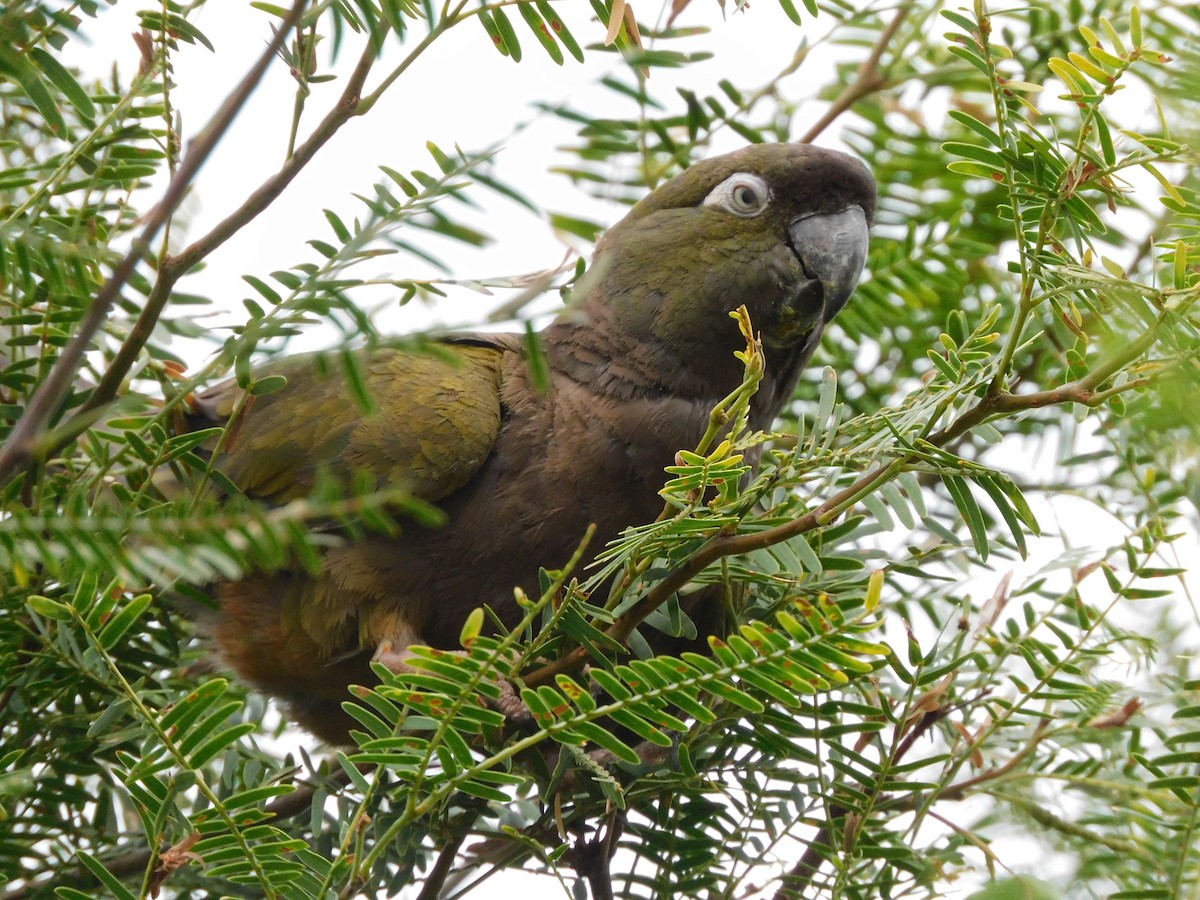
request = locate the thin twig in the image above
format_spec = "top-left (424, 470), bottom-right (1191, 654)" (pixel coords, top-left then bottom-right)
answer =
top-left (798, 4), bottom-right (910, 144)
top-left (775, 804), bottom-right (842, 899)
top-left (937, 719), bottom-right (1051, 802)
top-left (416, 833), bottom-right (470, 900)
top-left (926, 320), bottom-right (1163, 447)
top-left (0, 767), bottom-right (351, 900)
top-left (774, 708), bottom-right (948, 899)
top-left (0, 1), bottom-right (306, 486)
top-left (777, 712), bottom-right (1055, 896)
top-left (78, 17), bottom-right (383, 422)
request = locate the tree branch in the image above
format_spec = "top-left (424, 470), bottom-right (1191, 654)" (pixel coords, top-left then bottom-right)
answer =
top-left (416, 833), bottom-right (469, 900)
top-left (0, 766), bottom-right (352, 900)
top-left (774, 708), bottom-right (949, 899)
top-left (527, 316), bottom-right (1165, 689)
top-left (0, 1), bottom-right (306, 486)
top-left (798, 4), bottom-right (909, 144)
top-left (77, 16), bottom-right (384, 424)
top-left (936, 719), bottom-right (1051, 802)
top-left (927, 318), bottom-right (1164, 447)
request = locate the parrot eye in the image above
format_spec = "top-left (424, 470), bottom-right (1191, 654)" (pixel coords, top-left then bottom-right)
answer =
top-left (703, 173), bottom-right (771, 217)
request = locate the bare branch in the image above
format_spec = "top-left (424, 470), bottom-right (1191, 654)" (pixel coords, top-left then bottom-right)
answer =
top-left (799, 4), bottom-right (910, 144)
top-left (0, 1), bottom-right (307, 485)
top-left (416, 833), bottom-right (470, 900)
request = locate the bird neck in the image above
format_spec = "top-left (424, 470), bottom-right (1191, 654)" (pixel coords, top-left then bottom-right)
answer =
top-left (542, 319), bottom-right (747, 403)
top-left (541, 318), bottom-right (811, 441)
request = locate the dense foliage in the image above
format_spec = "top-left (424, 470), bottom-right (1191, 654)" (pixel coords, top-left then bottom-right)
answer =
top-left (1, 1), bottom-right (1198, 898)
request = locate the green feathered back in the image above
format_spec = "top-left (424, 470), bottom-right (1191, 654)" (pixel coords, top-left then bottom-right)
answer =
top-left (190, 343), bottom-right (506, 505)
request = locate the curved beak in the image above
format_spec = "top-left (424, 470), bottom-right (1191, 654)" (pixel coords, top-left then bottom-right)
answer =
top-left (787, 206), bottom-right (870, 322)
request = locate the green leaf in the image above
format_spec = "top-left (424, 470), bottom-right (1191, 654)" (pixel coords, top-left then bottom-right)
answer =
top-left (606, 708), bottom-right (671, 746)
top-left (250, 2), bottom-right (294, 16)
top-left (518, 3), bottom-right (564, 65)
top-left (943, 475), bottom-right (989, 560)
top-left (160, 679), bottom-right (230, 732)
top-left (1094, 112), bottom-right (1116, 165)
top-left (941, 9), bottom-right (980, 35)
top-left (153, 12), bottom-right (216, 51)
top-left (966, 876), bottom-right (1062, 900)
top-left (948, 110), bottom-right (1004, 148)
top-left (187, 723), bottom-right (257, 768)
top-left (341, 349), bottom-right (376, 414)
top-left (73, 851), bottom-right (137, 900)
top-left (30, 47), bottom-right (95, 122)
top-left (975, 476), bottom-right (1028, 557)
top-left (549, 212), bottom-right (603, 241)
top-left (250, 374), bottom-right (288, 396)
top-left (176, 700), bottom-right (245, 758)
top-left (927, 349), bottom-right (960, 380)
top-left (536, 0), bottom-right (584, 62)
top-left (736, 665), bottom-right (802, 707)
top-left (946, 43), bottom-right (991, 77)
top-left (27, 595), bottom-right (72, 621)
top-left (588, 667), bottom-right (632, 702)
top-left (308, 239), bottom-right (338, 259)
top-left (569, 721), bottom-right (640, 764)
top-left (776, 0), bottom-right (803, 25)
top-left (942, 141), bottom-right (1008, 170)
top-left (323, 209), bottom-right (352, 242)
top-left (460, 606), bottom-right (485, 647)
top-left (993, 475), bottom-right (1039, 532)
top-left (491, 7), bottom-right (522, 62)
top-left (457, 779), bottom-right (512, 802)
top-left (477, 9), bottom-right (510, 57)
top-left (0, 49), bottom-right (66, 135)
top-left (97, 593), bottom-right (153, 649)
top-left (522, 322), bottom-right (551, 394)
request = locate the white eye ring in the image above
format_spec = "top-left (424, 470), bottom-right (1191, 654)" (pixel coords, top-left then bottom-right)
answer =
top-left (702, 172), bottom-right (771, 217)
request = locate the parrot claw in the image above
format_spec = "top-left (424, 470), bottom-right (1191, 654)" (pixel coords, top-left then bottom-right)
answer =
top-left (490, 677), bottom-right (532, 724)
top-left (373, 639), bottom-right (532, 724)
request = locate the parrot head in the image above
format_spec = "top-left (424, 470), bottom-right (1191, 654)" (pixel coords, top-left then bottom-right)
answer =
top-left (561, 143), bottom-right (876, 412)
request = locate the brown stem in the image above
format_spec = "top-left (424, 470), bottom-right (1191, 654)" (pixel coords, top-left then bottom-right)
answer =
top-left (79, 18), bottom-right (382, 423)
top-left (167, 37), bottom-right (380, 280)
top-left (415, 832), bottom-right (468, 900)
top-left (937, 719), bottom-right (1050, 802)
top-left (927, 319), bottom-right (1163, 447)
top-left (775, 708), bottom-right (949, 898)
top-left (0, 767), bottom-right (352, 900)
top-left (778, 708), bottom-right (1055, 896)
top-left (0, 1), bottom-right (306, 486)
top-left (775, 804), bottom-right (842, 899)
top-left (798, 4), bottom-right (910, 144)
top-left (526, 462), bottom-right (897, 687)
top-left (571, 837), bottom-right (615, 900)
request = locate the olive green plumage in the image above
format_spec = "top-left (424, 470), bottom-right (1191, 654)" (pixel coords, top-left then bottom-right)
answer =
top-left (194, 346), bottom-right (505, 504)
top-left (185, 143), bottom-right (876, 743)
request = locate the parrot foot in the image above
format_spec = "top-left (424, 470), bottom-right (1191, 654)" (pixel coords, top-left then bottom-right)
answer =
top-left (373, 639), bottom-right (531, 724)
top-left (485, 677), bottom-right (531, 723)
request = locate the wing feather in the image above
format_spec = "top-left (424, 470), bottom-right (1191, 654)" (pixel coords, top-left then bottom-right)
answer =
top-left (186, 341), bottom-right (508, 505)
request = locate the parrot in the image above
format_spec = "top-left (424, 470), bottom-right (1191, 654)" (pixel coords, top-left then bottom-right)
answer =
top-left (181, 143), bottom-right (876, 744)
